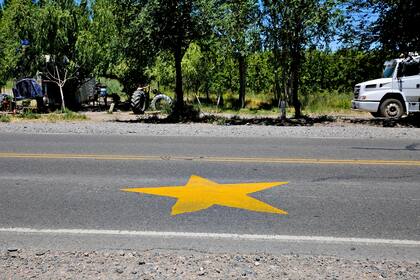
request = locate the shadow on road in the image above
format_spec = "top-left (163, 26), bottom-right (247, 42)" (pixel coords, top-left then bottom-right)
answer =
top-left (352, 143), bottom-right (420, 152)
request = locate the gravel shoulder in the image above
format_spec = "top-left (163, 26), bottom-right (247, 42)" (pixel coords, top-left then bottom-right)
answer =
top-left (2, 249), bottom-right (419, 279)
top-left (2, 111), bottom-right (420, 139)
top-left (1, 120), bottom-right (420, 139)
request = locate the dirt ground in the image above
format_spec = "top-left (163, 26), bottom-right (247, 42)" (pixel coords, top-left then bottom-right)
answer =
top-left (2, 249), bottom-right (419, 280)
top-left (82, 110), bottom-right (372, 123)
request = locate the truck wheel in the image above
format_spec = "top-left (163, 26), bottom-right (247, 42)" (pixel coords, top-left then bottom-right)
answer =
top-left (131, 90), bottom-right (147, 114)
top-left (379, 98), bottom-right (404, 119)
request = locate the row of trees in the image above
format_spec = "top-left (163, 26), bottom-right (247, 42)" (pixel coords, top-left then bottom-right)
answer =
top-left (1, 0), bottom-right (419, 116)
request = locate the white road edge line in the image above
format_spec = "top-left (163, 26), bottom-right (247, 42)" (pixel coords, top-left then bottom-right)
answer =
top-left (0, 228), bottom-right (419, 246)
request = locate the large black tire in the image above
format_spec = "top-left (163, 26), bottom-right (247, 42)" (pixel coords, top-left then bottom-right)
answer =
top-left (150, 94), bottom-right (173, 112)
top-left (131, 90), bottom-right (148, 114)
top-left (379, 98), bottom-right (404, 119)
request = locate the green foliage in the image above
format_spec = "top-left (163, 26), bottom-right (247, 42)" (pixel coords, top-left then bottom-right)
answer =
top-left (1, 80), bottom-right (14, 90)
top-left (347, 0), bottom-right (420, 54)
top-left (138, 0), bottom-right (206, 53)
top-left (0, 0), bottom-right (100, 110)
top-left (89, 0), bottom-right (151, 94)
top-left (302, 90), bottom-right (352, 113)
top-left (19, 109), bottom-right (40, 119)
top-left (98, 78), bottom-right (123, 95)
top-left (262, 0), bottom-right (343, 117)
top-left (81, 0), bottom-right (119, 77)
top-left (212, 0), bottom-right (261, 108)
top-left (61, 109), bottom-right (88, 120)
top-left (300, 49), bottom-right (384, 94)
top-left (154, 99), bottom-right (173, 115)
top-left (0, 0), bottom-right (406, 118)
top-left (0, 0), bottom-right (41, 82)
top-left (375, 0), bottom-right (420, 54)
top-left (132, 0), bottom-right (212, 110)
top-left (0, 114), bottom-right (11, 122)
top-left (182, 43), bottom-right (205, 94)
top-left (146, 52), bottom-right (175, 91)
top-left (341, 0), bottom-right (420, 58)
top-left (247, 51), bottom-right (274, 95)
top-left (47, 109), bottom-right (88, 121)
top-left (197, 89), bottom-right (352, 115)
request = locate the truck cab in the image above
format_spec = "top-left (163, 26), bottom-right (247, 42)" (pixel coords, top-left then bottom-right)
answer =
top-left (352, 55), bottom-right (420, 118)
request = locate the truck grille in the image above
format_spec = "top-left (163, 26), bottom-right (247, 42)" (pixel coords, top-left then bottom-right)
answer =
top-left (354, 86), bottom-right (360, 100)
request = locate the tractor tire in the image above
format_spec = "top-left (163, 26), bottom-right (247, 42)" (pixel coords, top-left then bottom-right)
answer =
top-left (150, 94), bottom-right (173, 112)
top-left (131, 90), bottom-right (148, 114)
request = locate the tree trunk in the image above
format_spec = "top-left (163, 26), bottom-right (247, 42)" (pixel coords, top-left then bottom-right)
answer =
top-left (59, 85), bottom-right (66, 111)
top-left (272, 41), bottom-right (281, 105)
top-left (290, 56), bottom-right (302, 118)
top-left (174, 46), bottom-right (184, 113)
top-left (274, 70), bottom-right (281, 104)
top-left (290, 15), bottom-right (303, 118)
top-left (205, 84), bottom-right (210, 103)
top-left (217, 90), bottom-right (224, 108)
top-left (238, 54), bottom-right (247, 109)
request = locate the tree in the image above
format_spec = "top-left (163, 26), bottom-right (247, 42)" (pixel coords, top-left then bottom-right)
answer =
top-left (373, 0), bottom-right (420, 54)
top-left (194, 36), bottom-right (238, 106)
top-left (262, 0), bottom-right (340, 117)
top-left (35, 0), bottom-right (96, 109)
top-left (344, 0), bottom-right (420, 55)
top-left (182, 43), bottom-right (205, 98)
top-left (146, 52), bottom-right (175, 92)
top-left (89, 0), bottom-right (154, 94)
top-left (0, 0), bottom-right (41, 83)
top-left (213, 0), bottom-right (260, 108)
top-left (43, 56), bottom-right (79, 110)
top-left (247, 51), bottom-right (274, 97)
top-left (133, 0), bottom-right (210, 112)
top-left (81, 0), bottom-right (119, 78)
top-left (0, 0), bottom-right (100, 109)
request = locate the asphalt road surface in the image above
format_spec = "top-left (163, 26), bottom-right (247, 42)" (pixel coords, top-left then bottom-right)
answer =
top-left (0, 133), bottom-right (419, 261)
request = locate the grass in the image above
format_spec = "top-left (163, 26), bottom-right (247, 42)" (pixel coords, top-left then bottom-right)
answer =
top-left (135, 87), bottom-right (354, 116)
top-left (0, 114), bottom-right (11, 122)
top-left (46, 109), bottom-right (88, 122)
top-left (192, 90), bottom-right (354, 117)
top-left (0, 109), bottom-right (88, 122)
top-left (19, 110), bottom-right (41, 120)
top-left (301, 90), bottom-right (353, 114)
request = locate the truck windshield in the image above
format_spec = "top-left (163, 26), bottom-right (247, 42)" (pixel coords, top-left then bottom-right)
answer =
top-left (383, 60), bottom-right (396, 78)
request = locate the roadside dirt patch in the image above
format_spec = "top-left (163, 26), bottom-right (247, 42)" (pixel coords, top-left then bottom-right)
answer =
top-left (2, 249), bottom-right (419, 279)
top-left (5, 110), bottom-right (420, 128)
top-left (109, 111), bottom-right (420, 128)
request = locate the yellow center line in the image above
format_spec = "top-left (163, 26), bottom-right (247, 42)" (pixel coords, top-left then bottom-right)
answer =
top-left (0, 152), bottom-right (419, 166)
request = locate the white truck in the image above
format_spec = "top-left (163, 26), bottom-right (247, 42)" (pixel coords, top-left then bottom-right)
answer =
top-left (352, 55), bottom-right (420, 118)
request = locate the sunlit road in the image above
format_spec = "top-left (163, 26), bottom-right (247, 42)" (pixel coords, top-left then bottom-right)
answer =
top-left (0, 133), bottom-right (419, 260)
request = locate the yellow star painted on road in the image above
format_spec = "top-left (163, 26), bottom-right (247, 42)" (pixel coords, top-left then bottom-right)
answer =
top-left (122, 175), bottom-right (288, 216)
